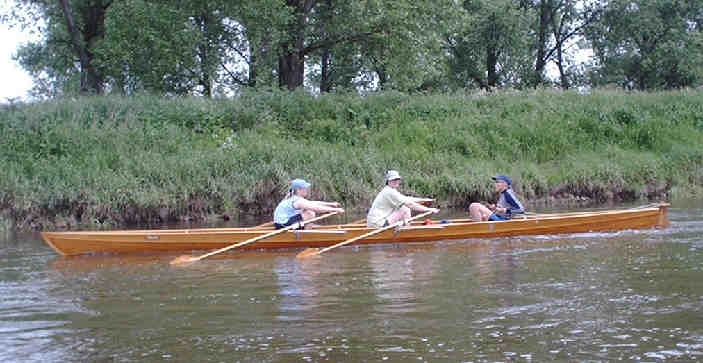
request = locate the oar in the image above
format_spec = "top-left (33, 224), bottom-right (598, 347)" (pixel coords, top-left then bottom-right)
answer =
top-left (296, 210), bottom-right (434, 259)
top-left (171, 212), bottom-right (339, 265)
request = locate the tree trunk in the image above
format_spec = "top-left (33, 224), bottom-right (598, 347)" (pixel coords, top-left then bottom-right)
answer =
top-left (533, 0), bottom-right (552, 87)
top-left (485, 12), bottom-right (499, 89)
top-left (555, 41), bottom-right (569, 89)
top-left (319, 0), bottom-right (333, 93)
top-left (278, 0), bottom-right (314, 90)
top-left (486, 44), bottom-right (498, 88)
top-left (248, 49), bottom-right (258, 87)
top-left (248, 30), bottom-right (272, 87)
top-left (376, 63), bottom-right (388, 90)
top-left (59, 0), bottom-right (107, 94)
top-left (196, 7), bottom-right (213, 97)
top-left (320, 46), bottom-right (332, 92)
top-left (550, 2), bottom-right (568, 90)
top-left (201, 68), bottom-right (212, 97)
top-left (278, 49), bottom-right (306, 90)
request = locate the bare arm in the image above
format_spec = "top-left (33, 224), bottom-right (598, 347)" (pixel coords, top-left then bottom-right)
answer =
top-left (407, 197), bottom-right (435, 205)
top-left (294, 199), bottom-right (344, 214)
top-left (313, 201), bottom-right (341, 207)
top-left (406, 201), bottom-right (439, 214)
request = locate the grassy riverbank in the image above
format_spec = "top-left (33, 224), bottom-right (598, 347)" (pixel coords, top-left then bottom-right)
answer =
top-left (2, 89), bottom-right (702, 229)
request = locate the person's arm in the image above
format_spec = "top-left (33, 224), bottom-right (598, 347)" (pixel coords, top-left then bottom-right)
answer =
top-left (294, 198), bottom-right (344, 214)
top-left (482, 201), bottom-right (496, 211)
top-left (498, 189), bottom-right (525, 215)
top-left (387, 188), bottom-right (439, 214)
top-left (407, 201), bottom-right (439, 214)
top-left (407, 197), bottom-right (435, 205)
top-left (313, 201), bottom-right (340, 207)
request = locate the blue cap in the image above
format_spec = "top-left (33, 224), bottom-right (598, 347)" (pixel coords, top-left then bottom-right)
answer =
top-left (291, 178), bottom-right (311, 191)
top-left (492, 174), bottom-right (512, 186)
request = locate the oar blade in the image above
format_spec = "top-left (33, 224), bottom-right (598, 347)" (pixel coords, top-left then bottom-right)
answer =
top-left (170, 255), bottom-right (198, 265)
top-left (296, 248), bottom-right (321, 259)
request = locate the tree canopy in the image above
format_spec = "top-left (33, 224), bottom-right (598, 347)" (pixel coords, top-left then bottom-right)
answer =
top-left (4, 0), bottom-right (703, 97)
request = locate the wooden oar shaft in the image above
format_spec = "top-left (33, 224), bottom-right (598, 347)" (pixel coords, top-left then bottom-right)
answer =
top-left (313, 211), bottom-right (434, 256)
top-left (192, 212), bottom-right (337, 261)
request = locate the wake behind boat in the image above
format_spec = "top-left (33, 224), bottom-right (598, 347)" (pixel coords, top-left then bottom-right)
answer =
top-left (42, 203), bottom-right (670, 256)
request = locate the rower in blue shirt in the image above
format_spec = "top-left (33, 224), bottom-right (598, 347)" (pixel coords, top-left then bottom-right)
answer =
top-left (469, 175), bottom-right (525, 221)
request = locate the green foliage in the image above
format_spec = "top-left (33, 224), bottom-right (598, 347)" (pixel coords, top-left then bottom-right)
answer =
top-left (1, 89), bottom-right (702, 229)
top-left (586, 0), bottom-right (703, 89)
top-left (98, 1), bottom-right (202, 94)
top-left (6, 0), bottom-right (703, 95)
top-left (447, 0), bottom-right (533, 89)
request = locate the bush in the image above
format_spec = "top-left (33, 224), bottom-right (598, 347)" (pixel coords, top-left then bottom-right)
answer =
top-left (1, 89), bottom-right (701, 229)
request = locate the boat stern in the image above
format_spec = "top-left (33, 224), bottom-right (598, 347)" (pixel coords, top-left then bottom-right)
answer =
top-left (657, 202), bottom-right (671, 228)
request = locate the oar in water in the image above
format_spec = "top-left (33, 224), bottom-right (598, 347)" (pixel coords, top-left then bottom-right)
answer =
top-left (296, 210), bottom-right (435, 259)
top-left (171, 212), bottom-right (339, 265)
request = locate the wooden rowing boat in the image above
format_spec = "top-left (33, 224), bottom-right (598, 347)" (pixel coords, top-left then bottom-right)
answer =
top-left (41, 203), bottom-right (670, 256)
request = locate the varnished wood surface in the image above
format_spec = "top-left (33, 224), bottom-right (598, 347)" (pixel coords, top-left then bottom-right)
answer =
top-left (41, 203), bottom-right (670, 256)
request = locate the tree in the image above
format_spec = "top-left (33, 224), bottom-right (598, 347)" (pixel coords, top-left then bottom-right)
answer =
top-left (58, 0), bottom-right (110, 94)
top-left (585, 0), bottom-right (703, 90)
top-left (447, 0), bottom-right (531, 90)
top-left (306, 0), bottom-right (366, 92)
top-left (530, 0), bottom-right (553, 87)
top-left (11, 0), bottom-right (112, 95)
top-left (533, 0), bottom-right (603, 89)
top-left (358, 0), bottom-right (456, 92)
top-left (276, 0), bottom-right (449, 91)
top-left (97, 0), bottom-right (202, 95)
top-left (548, 0), bottom-right (600, 89)
top-left (219, 1), bottom-right (289, 89)
top-left (9, 0), bottom-right (289, 97)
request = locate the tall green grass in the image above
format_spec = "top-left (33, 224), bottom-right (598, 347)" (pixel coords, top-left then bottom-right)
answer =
top-left (1, 89), bottom-right (702, 229)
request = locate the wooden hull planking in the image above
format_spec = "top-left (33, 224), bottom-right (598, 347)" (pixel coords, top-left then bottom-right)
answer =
top-left (41, 204), bottom-right (670, 256)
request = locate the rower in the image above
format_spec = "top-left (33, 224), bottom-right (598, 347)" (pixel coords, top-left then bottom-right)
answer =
top-left (273, 179), bottom-right (344, 229)
top-left (469, 175), bottom-right (525, 221)
top-left (366, 170), bottom-right (439, 228)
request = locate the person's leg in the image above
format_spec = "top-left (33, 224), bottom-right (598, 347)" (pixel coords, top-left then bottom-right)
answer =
top-left (469, 202), bottom-right (492, 221)
top-left (488, 213), bottom-right (506, 221)
top-left (386, 206), bottom-right (411, 225)
top-left (300, 209), bottom-right (317, 229)
top-left (275, 214), bottom-right (304, 230)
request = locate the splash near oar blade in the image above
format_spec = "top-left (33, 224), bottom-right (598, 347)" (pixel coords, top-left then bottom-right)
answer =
top-left (295, 248), bottom-right (321, 259)
top-left (170, 255), bottom-right (198, 265)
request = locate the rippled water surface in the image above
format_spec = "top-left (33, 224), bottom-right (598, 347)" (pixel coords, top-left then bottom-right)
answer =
top-left (1, 203), bottom-right (702, 362)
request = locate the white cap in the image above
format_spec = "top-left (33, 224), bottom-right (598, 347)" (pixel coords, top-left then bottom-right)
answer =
top-left (386, 170), bottom-right (402, 182)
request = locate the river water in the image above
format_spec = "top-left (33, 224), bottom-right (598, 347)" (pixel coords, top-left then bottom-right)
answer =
top-left (1, 203), bottom-right (702, 362)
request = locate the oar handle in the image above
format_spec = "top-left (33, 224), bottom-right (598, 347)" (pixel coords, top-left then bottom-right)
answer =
top-left (315, 210), bottom-right (434, 256)
top-left (194, 212), bottom-right (338, 261)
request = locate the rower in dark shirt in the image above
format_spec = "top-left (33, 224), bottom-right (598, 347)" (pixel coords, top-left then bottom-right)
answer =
top-left (469, 175), bottom-right (525, 221)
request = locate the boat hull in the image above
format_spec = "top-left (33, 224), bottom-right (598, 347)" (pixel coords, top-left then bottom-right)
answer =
top-left (41, 204), bottom-right (670, 256)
